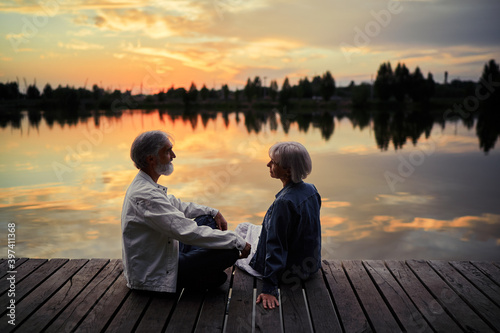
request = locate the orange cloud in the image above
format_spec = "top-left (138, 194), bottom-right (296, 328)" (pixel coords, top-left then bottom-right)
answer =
top-left (322, 200), bottom-right (351, 209)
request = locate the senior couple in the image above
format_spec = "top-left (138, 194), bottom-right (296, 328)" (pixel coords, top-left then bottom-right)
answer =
top-left (121, 130), bottom-right (321, 309)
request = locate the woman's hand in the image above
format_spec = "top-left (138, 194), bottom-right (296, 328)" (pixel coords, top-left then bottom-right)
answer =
top-left (214, 211), bottom-right (228, 231)
top-left (256, 293), bottom-right (279, 309)
top-left (240, 242), bottom-right (251, 259)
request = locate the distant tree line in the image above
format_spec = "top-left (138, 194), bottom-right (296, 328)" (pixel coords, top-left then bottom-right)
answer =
top-left (1, 60), bottom-right (499, 111)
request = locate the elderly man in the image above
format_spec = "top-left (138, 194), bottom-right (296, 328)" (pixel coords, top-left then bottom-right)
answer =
top-left (121, 130), bottom-right (251, 292)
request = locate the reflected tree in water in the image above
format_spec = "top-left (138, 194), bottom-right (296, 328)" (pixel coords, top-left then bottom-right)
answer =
top-left (372, 108), bottom-right (434, 150)
top-left (313, 112), bottom-right (335, 141)
top-left (2, 107), bottom-right (499, 153)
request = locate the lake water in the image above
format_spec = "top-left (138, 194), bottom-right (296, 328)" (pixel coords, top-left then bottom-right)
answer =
top-left (1, 108), bottom-right (499, 261)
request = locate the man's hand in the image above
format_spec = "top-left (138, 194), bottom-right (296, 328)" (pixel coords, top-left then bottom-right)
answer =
top-left (214, 211), bottom-right (228, 231)
top-left (256, 293), bottom-right (279, 309)
top-left (240, 242), bottom-right (251, 259)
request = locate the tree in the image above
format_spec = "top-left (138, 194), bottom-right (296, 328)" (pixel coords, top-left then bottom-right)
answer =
top-left (0, 82), bottom-right (19, 100)
top-left (480, 59), bottom-right (500, 108)
top-left (200, 84), bottom-right (209, 100)
top-left (408, 67), bottom-right (426, 102)
top-left (188, 82), bottom-right (198, 102)
top-left (301, 77), bottom-right (313, 98)
top-left (27, 84), bottom-right (40, 99)
top-left (157, 89), bottom-right (166, 102)
top-left (221, 84), bottom-right (230, 101)
top-left (320, 71), bottom-right (336, 101)
top-left (374, 62), bottom-right (394, 101)
top-left (425, 72), bottom-right (435, 101)
top-left (279, 77), bottom-right (292, 104)
top-left (253, 76), bottom-right (262, 99)
top-left (92, 84), bottom-right (104, 100)
top-left (43, 83), bottom-right (53, 99)
top-left (269, 80), bottom-right (278, 101)
top-left (393, 63), bottom-right (410, 102)
top-left (244, 78), bottom-right (254, 103)
top-left (311, 75), bottom-right (321, 97)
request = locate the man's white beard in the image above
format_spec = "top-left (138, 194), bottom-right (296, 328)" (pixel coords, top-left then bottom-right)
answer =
top-left (155, 162), bottom-right (174, 176)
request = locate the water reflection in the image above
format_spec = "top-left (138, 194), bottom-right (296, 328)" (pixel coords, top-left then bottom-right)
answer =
top-left (0, 108), bottom-right (499, 260)
top-left (2, 107), bottom-right (498, 153)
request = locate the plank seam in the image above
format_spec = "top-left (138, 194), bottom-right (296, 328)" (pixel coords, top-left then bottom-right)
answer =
top-left (319, 267), bottom-right (345, 333)
top-left (383, 261), bottom-right (435, 332)
top-left (160, 292), bottom-right (182, 333)
top-left (131, 295), bottom-right (154, 332)
top-left (452, 261), bottom-right (500, 308)
top-left (13, 259), bottom-right (48, 287)
top-left (99, 287), bottom-right (133, 333)
top-left (70, 263), bottom-right (126, 332)
top-left (341, 261), bottom-right (375, 333)
top-left (300, 280), bottom-right (315, 333)
top-left (2, 259), bottom-right (68, 309)
top-left (190, 290), bottom-right (208, 333)
top-left (40, 259), bottom-right (111, 332)
top-left (427, 260), bottom-right (498, 332)
top-left (470, 261), bottom-right (500, 288)
top-left (162, 289), bottom-right (187, 333)
top-left (406, 260), bottom-right (468, 332)
top-left (362, 261), bottom-right (405, 332)
top-left (12, 259), bottom-right (89, 333)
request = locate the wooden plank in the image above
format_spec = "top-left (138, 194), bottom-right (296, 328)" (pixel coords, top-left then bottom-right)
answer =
top-left (0, 259), bottom-right (87, 333)
top-left (105, 290), bottom-right (151, 333)
top-left (164, 288), bottom-right (206, 333)
top-left (471, 261), bottom-right (500, 287)
top-left (343, 260), bottom-right (401, 332)
top-left (280, 281), bottom-right (312, 333)
top-left (385, 260), bottom-right (462, 333)
top-left (363, 260), bottom-right (432, 332)
top-left (15, 259), bottom-right (108, 332)
top-left (135, 292), bottom-right (178, 333)
top-left (45, 259), bottom-right (124, 333)
top-left (303, 270), bottom-right (341, 333)
top-left (0, 258), bottom-right (68, 314)
top-left (225, 267), bottom-right (255, 333)
top-left (255, 278), bottom-right (281, 333)
top-left (450, 261), bottom-right (500, 307)
top-left (407, 260), bottom-right (492, 332)
top-left (322, 260), bottom-right (372, 332)
top-left (74, 269), bottom-right (130, 333)
top-left (195, 267), bottom-right (232, 333)
top-left (429, 260), bottom-right (500, 331)
top-left (0, 259), bottom-right (47, 295)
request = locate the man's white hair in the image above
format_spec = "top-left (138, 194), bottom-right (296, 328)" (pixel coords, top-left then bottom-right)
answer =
top-left (269, 141), bottom-right (312, 183)
top-left (130, 130), bottom-right (173, 170)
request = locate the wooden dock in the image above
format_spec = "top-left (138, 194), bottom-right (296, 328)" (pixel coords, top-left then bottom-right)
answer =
top-left (1, 259), bottom-right (500, 332)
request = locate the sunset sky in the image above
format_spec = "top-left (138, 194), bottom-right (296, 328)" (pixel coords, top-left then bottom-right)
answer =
top-left (1, 0), bottom-right (499, 94)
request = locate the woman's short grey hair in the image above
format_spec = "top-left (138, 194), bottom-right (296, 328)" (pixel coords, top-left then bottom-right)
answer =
top-left (269, 141), bottom-right (312, 183)
top-left (130, 130), bottom-right (172, 170)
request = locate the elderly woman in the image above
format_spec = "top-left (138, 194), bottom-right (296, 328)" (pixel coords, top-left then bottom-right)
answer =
top-left (237, 141), bottom-right (321, 309)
